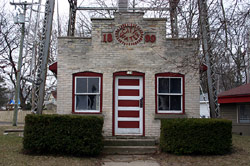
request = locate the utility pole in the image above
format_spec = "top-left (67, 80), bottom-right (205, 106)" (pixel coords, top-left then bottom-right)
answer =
top-left (169, 0), bottom-right (179, 38)
top-left (247, 28), bottom-right (250, 84)
top-left (10, 1), bottom-right (34, 126)
top-left (56, 0), bottom-right (61, 37)
top-left (132, 0), bottom-right (135, 12)
top-left (198, 0), bottom-right (219, 118)
top-left (32, 0), bottom-right (55, 114)
top-left (68, 0), bottom-right (77, 36)
top-left (30, 0), bottom-right (42, 111)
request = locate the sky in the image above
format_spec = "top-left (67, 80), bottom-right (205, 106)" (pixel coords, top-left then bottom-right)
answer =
top-left (8, 0), bottom-right (118, 15)
top-left (7, 0), bottom-right (119, 29)
top-left (8, 0), bottom-right (70, 16)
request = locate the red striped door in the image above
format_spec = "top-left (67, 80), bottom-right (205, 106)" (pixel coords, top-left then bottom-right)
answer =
top-left (115, 76), bottom-right (143, 135)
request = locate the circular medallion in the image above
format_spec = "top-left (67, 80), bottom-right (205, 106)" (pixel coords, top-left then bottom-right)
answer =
top-left (115, 23), bottom-right (144, 45)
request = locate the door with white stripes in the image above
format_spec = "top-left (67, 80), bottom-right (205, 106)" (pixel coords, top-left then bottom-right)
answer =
top-left (115, 76), bottom-right (143, 135)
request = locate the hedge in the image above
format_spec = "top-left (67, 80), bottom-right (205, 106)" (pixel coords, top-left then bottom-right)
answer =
top-left (160, 118), bottom-right (232, 155)
top-left (23, 114), bottom-right (104, 156)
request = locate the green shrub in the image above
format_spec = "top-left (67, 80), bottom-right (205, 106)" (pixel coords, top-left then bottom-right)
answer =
top-left (160, 118), bottom-right (232, 155)
top-left (23, 114), bottom-right (104, 156)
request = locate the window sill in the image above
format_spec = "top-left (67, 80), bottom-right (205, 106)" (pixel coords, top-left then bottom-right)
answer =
top-left (154, 114), bottom-right (187, 119)
top-left (73, 113), bottom-right (103, 117)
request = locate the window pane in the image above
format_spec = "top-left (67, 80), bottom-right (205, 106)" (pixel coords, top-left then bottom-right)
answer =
top-left (159, 78), bottom-right (169, 93)
top-left (158, 95), bottom-right (169, 110)
top-left (88, 78), bottom-right (99, 93)
top-left (76, 78), bottom-right (87, 93)
top-left (76, 95), bottom-right (87, 110)
top-left (239, 105), bottom-right (250, 123)
top-left (170, 78), bottom-right (181, 93)
top-left (170, 95), bottom-right (181, 110)
top-left (88, 95), bottom-right (99, 110)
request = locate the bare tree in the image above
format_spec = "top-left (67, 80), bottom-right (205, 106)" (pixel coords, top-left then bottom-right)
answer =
top-left (0, 1), bottom-right (58, 110)
top-left (208, 0), bottom-right (250, 91)
top-left (0, 2), bottom-right (32, 109)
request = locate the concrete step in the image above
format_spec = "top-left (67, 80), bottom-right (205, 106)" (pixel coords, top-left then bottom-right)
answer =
top-left (103, 146), bottom-right (158, 155)
top-left (103, 137), bottom-right (159, 154)
top-left (104, 138), bottom-right (157, 146)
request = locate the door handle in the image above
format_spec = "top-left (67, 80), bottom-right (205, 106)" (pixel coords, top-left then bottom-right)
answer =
top-left (139, 97), bottom-right (143, 108)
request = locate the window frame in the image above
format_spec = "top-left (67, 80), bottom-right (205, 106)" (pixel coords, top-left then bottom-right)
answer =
top-left (155, 73), bottom-right (185, 114)
top-left (72, 72), bottom-right (103, 114)
top-left (238, 104), bottom-right (250, 124)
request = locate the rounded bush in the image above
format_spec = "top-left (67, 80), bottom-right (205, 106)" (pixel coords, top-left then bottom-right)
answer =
top-left (160, 118), bottom-right (232, 155)
top-left (23, 114), bottom-right (104, 156)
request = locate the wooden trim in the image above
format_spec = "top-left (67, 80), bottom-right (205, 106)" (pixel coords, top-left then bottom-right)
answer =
top-left (218, 95), bottom-right (250, 104)
top-left (155, 72), bottom-right (185, 114)
top-left (113, 71), bottom-right (145, 77)
top-left (143, 73), bottom-right (145, 136)
top-left (118, 121), bottom-right (140, 128)
top-left (74, 114), bottom-right (104, 117)
top-left (49, 62), bottom-right (57, 74)
top-left (72, 72), bottom-right (103, 114)
top-left (154, 114), bottom-right (187, 119)
top-left (113, 71), bottom-right (145, 136)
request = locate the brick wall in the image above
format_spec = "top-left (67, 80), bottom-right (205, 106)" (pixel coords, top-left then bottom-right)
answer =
top-left (57, 12), bottom-right (200, 137)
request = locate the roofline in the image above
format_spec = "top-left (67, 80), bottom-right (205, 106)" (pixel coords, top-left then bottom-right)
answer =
top-left (218, 95), bottom-right (250, 104)
top-left (218, 83), bottom-right (250, 98)
top-left (218, 94), bottom-right (250, 98)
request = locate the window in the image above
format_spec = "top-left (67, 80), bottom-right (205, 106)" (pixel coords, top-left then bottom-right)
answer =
top-left (73, 72), bottom-right (102, 113)
top-left (156, 73), bottom-right (184, 114)
top-left (238, 104), bottom-right (250, 123)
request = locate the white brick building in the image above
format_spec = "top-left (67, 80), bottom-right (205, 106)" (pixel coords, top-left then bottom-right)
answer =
top-left (57, 11), bottom-right (200, 138)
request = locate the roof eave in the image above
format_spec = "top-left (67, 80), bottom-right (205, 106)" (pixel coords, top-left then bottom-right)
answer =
top-left (218, 95), bottom-right (250, 104)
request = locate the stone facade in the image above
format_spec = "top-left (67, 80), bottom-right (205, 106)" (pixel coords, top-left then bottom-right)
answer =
top-left (57, 12), bottom-right (200, 137)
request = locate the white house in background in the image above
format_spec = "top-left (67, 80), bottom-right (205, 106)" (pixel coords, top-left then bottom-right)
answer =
top-left (44, 91), bottom-right (57, 111)
top-left (200, 93), bottom-right (210, 118)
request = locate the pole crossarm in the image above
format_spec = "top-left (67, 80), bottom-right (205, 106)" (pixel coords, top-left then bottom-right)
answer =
top-left (76, 7), bottom-right (170, 11)
top-left (10, 2), bottom-right (35, 6)
top-left (68, 0), bottom-right (170, 36)
top-left (68, 3), bottom-right (169, 36)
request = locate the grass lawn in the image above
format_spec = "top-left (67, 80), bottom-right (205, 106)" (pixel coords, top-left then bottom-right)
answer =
top-left (0, 126), bottom-right (101, 166)
top-left (1, 126), bottom-right (250, 166)
top-left (156, 134), bottom-right (250, 166)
